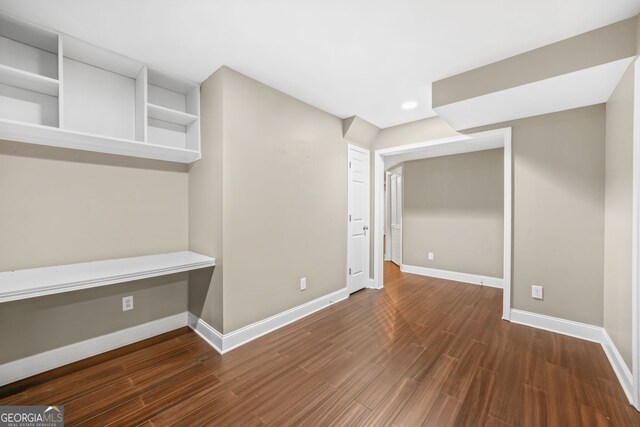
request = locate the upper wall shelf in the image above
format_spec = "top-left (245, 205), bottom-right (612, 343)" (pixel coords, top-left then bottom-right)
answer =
top-left (0, 13), bottom-right (201, 163)
top-left (0, 118), bottom-right (201, 163)
top-left (0, 251), bottom-right (215, 303)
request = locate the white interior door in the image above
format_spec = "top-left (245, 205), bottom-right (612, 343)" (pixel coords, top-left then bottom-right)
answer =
top-left (384, 172), bottom-right (392, 260)
top-left (390, 173), bottom-right (402, 266)
top-left (347, 145), bottom-right (370, 294)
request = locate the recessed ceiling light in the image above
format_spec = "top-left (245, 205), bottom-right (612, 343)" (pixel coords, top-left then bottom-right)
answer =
top-left (401, 101), bottom-right (418, 110)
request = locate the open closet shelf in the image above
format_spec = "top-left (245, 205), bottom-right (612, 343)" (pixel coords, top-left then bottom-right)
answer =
top-left (0, 251), bottom-right (215, 303)
top-left (147, 103), bottom-right (198, 126)
top-left (0, 13), bottom-right (201, 163)
top-left (0, 63), bottom-right (59, 96)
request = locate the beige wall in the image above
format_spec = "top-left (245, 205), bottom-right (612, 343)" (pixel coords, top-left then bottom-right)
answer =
top-left (466, 105), bottom-right (606, 325)
top-left (188, 68), bottom-right (224, 331)
top-left (0, 142), bottom-right (189, 270)
top-left (223, 68), bottom-right (347, 332)
top-left (192, 67), bottom-right (348, 333)
top-left (0, 274), bottom-right (187, 364)
top-left (374, 107), bottom-right (607, 326)
top-left (373, 116), bottom-right (460, 150)
top-left (604, 63), bottom-right (635, 369)
top-left (403, 149), bottom-right (504, 278)
top-left (342, 115), bottom-right (380, 148)
top-left (0, 142), bottom-right (189, 363)
top-left (433, 17), bottom-right (639, 108)
top-left (637, 15), bottom-right (640, 55)
top-left (370, 117), bottom-right (460, 277)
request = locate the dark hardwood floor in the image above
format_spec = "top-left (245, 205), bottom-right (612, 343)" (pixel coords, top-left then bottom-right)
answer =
top-left (2, 262), bottom-right (639, 426)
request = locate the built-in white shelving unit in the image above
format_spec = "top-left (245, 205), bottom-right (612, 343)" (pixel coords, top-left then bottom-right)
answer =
top-left (0, 13), bottom-right (201, 163)
top-left (0, 251), bottom-right (215, 303)
top-left (147, 68), bottom-right (200, 151)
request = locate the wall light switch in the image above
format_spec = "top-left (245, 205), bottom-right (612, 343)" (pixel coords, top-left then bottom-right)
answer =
top-left (300, 277), bottom-right (306, 291)
top-left (428, 252), bottom-right (434, 261)
top-left (531, 285), bottom-right (543, 300)
top-left (122, 295), bottom-right (134, 311)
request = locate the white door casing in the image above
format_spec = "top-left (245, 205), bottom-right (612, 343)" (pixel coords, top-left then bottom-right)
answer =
top-left (632, 56), bottom-right (640, 410)
top-left (390, 174), bottom-right (398, 264)
top-left (347, 144), bottom-right (370, 294)
top-left (390, 173), bottom-right (402, 266)
top-left (384, 172), bottom-right (391, 261)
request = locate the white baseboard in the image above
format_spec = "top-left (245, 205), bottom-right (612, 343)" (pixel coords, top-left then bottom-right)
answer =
top-left (367, 278), bottom-right (381, 289)
top-left (189, 288), bottom-right (349, 354)
top-left (510, 308), bottom-right (635, 406)
top-left (187, 312), bottom-right (223, 354)
top-left (401, 264), bottom-right (503, 289)
top-left (0, 312), bottom-right (188, 387)
top-left (510, 309), bottom-right (602, 342)
top-left (601, 329), bottom-right (634, 403)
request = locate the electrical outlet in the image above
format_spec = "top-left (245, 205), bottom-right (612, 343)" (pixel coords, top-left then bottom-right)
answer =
top-left (531, 285), bottom-right (543, 300)
top-left (300, 277), bottom-right (306, 291)
top-left (122, 295), bottom-right (134, 311)
top-left (428, 252), bottom-right (434, 261)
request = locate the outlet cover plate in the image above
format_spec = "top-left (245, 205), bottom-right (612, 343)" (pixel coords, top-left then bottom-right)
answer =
top-left (122, 295), bottom-right (134, 311)
top-left (300, 277), bottom-right (306, 291)
top-left (531, 285), bottom-right (543, 300)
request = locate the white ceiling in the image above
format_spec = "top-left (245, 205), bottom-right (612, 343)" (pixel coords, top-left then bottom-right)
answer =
top-left (1, 0), bottom-right (638, 128)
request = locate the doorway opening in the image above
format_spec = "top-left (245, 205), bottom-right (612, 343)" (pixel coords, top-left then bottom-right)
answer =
top-left (373, 128), bottom-right (512, 320)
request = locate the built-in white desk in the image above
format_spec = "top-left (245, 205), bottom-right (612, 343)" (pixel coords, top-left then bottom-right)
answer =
top-left (0, 251), bottom-right (215, 303)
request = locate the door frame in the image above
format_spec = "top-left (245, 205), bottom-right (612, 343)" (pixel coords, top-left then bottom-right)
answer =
top-left (632, 56), bottom-right (640, 410)
top-left (347, 143), bottom-right (370, 294)
top-left (373, 127), bottom-right (512, 320)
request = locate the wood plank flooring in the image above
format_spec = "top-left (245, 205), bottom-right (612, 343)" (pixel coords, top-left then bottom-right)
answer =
top-left (2, 262), bottom-right (639, 426)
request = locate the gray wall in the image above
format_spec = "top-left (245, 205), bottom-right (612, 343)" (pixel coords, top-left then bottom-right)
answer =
top-left (466, 105), bottom-right (606, 326)
top-left (0, 141), bottom-right (189, 363)
top-left (191, 67), bottom-right (348, 334)
top-left (403, 149), bottom-right (504, 278)
top-left (604, 63), bottom-right (635, 369)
